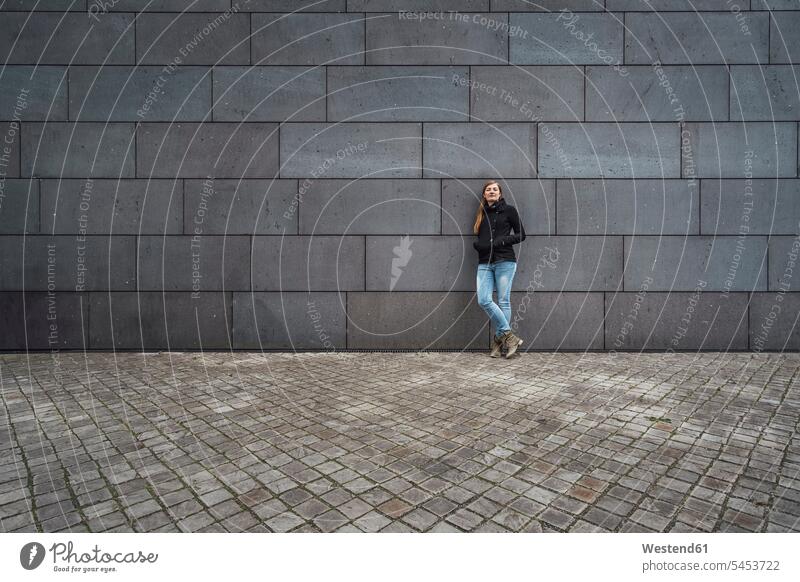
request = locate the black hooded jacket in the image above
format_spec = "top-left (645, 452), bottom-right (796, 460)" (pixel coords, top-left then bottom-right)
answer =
top-left (472, 197), bottom-right (526, 264)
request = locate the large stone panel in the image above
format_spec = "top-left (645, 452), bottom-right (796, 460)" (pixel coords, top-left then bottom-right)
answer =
top-left (423, 123), bottom-right (537, 178)
top-left (0, 235), bottom-right (136, 291)
top-left (280, 123), bottom-right (422, 178)
top-left (0, 67), bottom-right (68, 121)
top-left (586, 65), bottom-right (728, 122)
top-left (0, 13), bottom-right (134, 64)
top-left (366, 12), bottom-right (508, 65)
top-left (366, 236), bottom-right (473, 291)
top-left (252, 13), bottom-right (365, 65)
top-left (232, 291), bottom-right (346, 349)
top-left (626, 12), bottom-right (769, 64)
top-left (137, 123), bottom-right (279, 179)
top-left (509, 292), bottom-right (604, 350)
top-left (299, 179), bottom-right (440, 235)
top-left (40, 179), bottom-right (182, 235)
top-left (514, 236), bottom-right (623, 292)
top-left (0, 292), bottom-right (88, 350)
top-left (470, 66), bottom-right (584, 122)
top-left (22, 123), bottom-right (135, 178)
top-left (213, 66), bottom-right (326, 122)
top-left (137, 235), bottom-right (251, 291)
top-left (557, 179), bottom-right (698, 235)
top-left (749, 292), bottom-right (800, 351)
top-left (251, 235), bottom-right (364, 291)
top-left (510, 12), bottom-right (623, 65)
top-left (605, 291), bottom-right (749, 350)
top-left (69, 66), bottom-right (212, 122)
top-left (624, 235), bottom-right (768, 292)
top-left (89, 291), bottom-right (232, 350)
top-left (136, 13), bottom-right (250, 65)
top-left (184, 179), bottom-right (298, 235)
top-left (730, 66), bottom-right (800, 121)
top-left (681, 122), bottom-right (797, 178)
top-left (327, 66), bottom-right (469, 122)
top-left (538, 123), bottom-right (679, 178)
top-left (0, 179), bottom-right (39, 234)
top-left (701, 179), bottom-right (800, 235)
top-left (347, 292), bottom-right (487, 349)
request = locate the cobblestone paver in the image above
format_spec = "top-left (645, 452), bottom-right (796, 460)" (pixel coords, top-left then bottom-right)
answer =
top-left (1, 352), bottom-right (798, 533)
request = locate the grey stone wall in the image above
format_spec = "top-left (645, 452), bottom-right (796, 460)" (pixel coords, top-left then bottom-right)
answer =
top-left (1, 0), bottom-right (799, 351)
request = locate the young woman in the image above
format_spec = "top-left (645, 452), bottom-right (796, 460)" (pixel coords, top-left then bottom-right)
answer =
top-left (472, 181), bottom-right (526, 358)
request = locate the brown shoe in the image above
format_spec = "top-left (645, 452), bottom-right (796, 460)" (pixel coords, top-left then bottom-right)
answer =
top-left (503, 331), bottom-right (524, 358)
top-left (489, 334), bottom-right (504, 358)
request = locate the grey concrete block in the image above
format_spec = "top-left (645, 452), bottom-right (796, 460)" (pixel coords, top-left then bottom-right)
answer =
top-left (1, 0), bottom-right (85, 9)
top-left (682, 122), bottom-right (797, 178)
top-left (366, 235), bottom-right (472, 291)
top-left (244, 0), bottom-right (345, 10)
top-left (470, 66), bottom-right (583, 122)
top-left (558, 179), bottom-right (698, 235)
top-left (349, 0), bottom-right (487, 9)
top-left (232, 291), bottom-right (346, 349)
top-left (252, 13), bottom-right (364, 65)
top-left (69, 66), bottom-right (212, 122)
top-left (625, 12), bottom-right (769, 64)
top-left (730, 66), bottom-right (800, 121)
top-left (423, 123), bottom-right (537, 178)
top-left (768, 236), bottom-right (800, 291)
top-left (624, 235), bottom-right (768, 292)
top-left (607, 0), bottom-right (739, 8)
top-left (441, 179), bottom-right (555, 235)
top-left (137, 123), bottom-right (279, 179)
top-left (538, 123), bottom-right (679, 178)
top-left (251, 235), bottom-right (364, 290)
top-left (347, 292), bottom-right (487, 349)
top-left (514, 236), bottom-right (623, 291)
top-left (0, 67), bottom-right (68, 121)
top-left (40, 179), bottom-right (182, 235)
top-left (770, 12), bottom-right (800, 63)
top-left (701, 179), bottom-right (800, 235)
top-left (213, 66), bottom-right (326, 122)
top-left (184, 179), bottom-right (298, 235)
top-left (89, 292), bottom-right (232, 350)
top-left (0, 121), bottom-right (22, 178)
top-left (280, 123), bottom-right (421, 178)
top-left (136, 13), bottom-right (250, 65)
top-left (137, 235), bottom-right (250, 291)
top-left (327, 66), bottom-right (469, 122)
top-left (0, 179), bottom-right (39, 234)
top-left (755, 0), bottom-right (800, 8)
top-left (749, 293), bottom-right (800, 351)
top-left (509, 292), bottom-right (604, 350)
top-left (510, 12), bottom-right (623, 65)
top-left (0, 13), bottom-right (134, 64)
top-left (0, 292), bottom-right (88, 350)
top-left (103, 0), bottom-right (231, 9)
top-left (0, 235), bottom-right (136, 291)
top-left (366, 12), bottom-right (508, 65)
top-left (605, 291), bottom-right (749, 350)
top-left (299, 179), bottom-right (440, 235)
top-left (22, 123), bottom-right (135, 178)
top-left (493, 0), bottom-right (602, 9)
top-left (586, 65), bottom-right (728, 122)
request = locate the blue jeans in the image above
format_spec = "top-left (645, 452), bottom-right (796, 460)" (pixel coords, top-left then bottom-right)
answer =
top-left (477, 260), bottom-right (517, 340)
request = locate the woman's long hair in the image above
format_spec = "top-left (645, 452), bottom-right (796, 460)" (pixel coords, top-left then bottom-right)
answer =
top-left (472, 180), bottom-right (502, 235)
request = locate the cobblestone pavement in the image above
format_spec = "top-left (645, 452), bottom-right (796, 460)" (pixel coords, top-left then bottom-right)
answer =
top-left (1, 351), bottom-right (798, 533)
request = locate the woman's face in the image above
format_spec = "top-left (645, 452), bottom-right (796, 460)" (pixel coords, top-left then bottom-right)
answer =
top-left (483, 183), bottom-right (501, 205)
